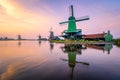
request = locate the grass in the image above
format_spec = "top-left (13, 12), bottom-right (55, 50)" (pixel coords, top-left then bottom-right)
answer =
top-left (50, 39), bottom-right (105, 44)
top-left (113, 38), bottom-right (120, 47)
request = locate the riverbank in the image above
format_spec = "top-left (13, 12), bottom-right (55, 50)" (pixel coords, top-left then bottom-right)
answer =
top-left (113, 38), bottom-right (120, 47)
top-left (50, 40), bottom-right (113, 45)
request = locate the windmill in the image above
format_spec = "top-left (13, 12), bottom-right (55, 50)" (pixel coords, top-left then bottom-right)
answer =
top-left (60, 5), bottom-right (89, 40)
top-left (17, 35), bottom-right (22, 40)
top-left (38, 34), bottom-right (41, 40)
top-left (49, 28), bottom-right (54, 40)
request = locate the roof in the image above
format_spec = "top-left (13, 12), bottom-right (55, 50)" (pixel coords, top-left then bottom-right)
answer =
top-left (83, 33), bottom-right (106, 39)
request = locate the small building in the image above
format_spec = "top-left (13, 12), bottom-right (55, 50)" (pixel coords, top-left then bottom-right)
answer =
top-left (4, 37), bottom-right (8, 40)
top-left (0, 37), bottom-right (3, 40)
top-left (83, 33), bottom-right (106, 41)
top-left (104, 30), bottom-right (113, 42)
top-left (83, 30), bottom-right (113, 42)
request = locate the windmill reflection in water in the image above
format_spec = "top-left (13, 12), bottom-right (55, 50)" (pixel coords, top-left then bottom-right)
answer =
top-left (60, 44), bottom-right (89, 80)
top-left (60, 43), bottom-right (113, 79)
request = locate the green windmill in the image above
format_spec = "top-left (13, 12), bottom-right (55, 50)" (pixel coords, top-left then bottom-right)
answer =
top-left (60, 5), bottom-right (89, 40)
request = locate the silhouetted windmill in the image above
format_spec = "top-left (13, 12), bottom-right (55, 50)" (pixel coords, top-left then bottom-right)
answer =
top-left (49, 28), bottom-right (54, 40)
top-left (17, 35), bottom-right (22, 40)
top-left (60, 5), bottom-right (89, 40)
top-left (38, 35), bottom-right (41, 40)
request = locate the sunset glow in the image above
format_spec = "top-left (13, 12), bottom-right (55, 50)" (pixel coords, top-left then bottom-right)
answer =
top-left (0, 0), bottom-right (120, 39)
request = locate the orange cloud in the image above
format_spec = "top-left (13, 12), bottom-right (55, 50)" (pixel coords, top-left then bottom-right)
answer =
top-left (0, 0), bottom-right (58, 38)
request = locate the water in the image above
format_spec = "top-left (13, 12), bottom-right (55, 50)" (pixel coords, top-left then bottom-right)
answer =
top-left (0, 41), bottom-right (120, 80)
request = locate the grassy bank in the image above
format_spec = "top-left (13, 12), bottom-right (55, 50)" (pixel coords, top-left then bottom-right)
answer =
top-left (113, 38), bottom-right (120, 47)
top-left (50, 39), bottom-right (108, 44)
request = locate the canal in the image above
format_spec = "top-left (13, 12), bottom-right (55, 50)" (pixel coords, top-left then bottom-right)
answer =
top-left (0, 41), bottom-right (120, 80)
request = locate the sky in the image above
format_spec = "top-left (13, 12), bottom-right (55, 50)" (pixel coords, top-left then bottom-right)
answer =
top-left (0, 0), bottom-right (120, 39)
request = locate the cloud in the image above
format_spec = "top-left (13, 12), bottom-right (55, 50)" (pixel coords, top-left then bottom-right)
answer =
top-left (0, 0), bottom-right (57, 20)
top-left (0, 0), bottom-right (58, 38)
top-left (0, 0), bottom-right (23, 18)
top-left (0, 0), bottom-right (120, 38)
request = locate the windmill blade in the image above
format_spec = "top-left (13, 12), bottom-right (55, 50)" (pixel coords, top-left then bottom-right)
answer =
top-left (60, 58), bottom-right (90, 66)
top-left (59, 21), bottom-right (69, 25)
top-left (76, 61), bottom-right (90, 66)
top-left (76, 16), bottom-right (89, 20)
top-left (69, 5), bottom-right (74, 17)
top-left (76, 16), bottom-right (90, 22)
top-left (60, 58), bottom-right (68, 61)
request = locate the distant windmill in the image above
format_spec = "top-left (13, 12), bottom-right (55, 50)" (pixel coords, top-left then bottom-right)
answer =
top-left (17, 35), bottom-right (22, 40)
top-left (38, 35), bottom-right (41, 40)
top-left (49, 28), bottom-right (54, 40)
top-left (60, 5), bottom-right (89, 40)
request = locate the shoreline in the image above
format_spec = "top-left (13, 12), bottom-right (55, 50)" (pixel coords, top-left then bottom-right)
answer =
top-left (49, 40), bottom-right (113, 45)
top-left (0, 39), bottom-right (116, 45)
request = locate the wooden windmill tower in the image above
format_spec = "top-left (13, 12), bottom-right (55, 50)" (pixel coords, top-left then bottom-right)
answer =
top-left (60, 5), bottom-right (90, 40)
top-left (49, 28), bottom-right (54, 40)
top-left (17, 35), bottom-right (22, 40)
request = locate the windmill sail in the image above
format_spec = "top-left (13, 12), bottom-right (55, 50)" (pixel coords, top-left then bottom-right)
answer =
top-left (76, 16), bottom-right (89, 22)
top-left (71, 5), bottom-right (74, 17)
top-left (59, 21), bottom-right (69, 24)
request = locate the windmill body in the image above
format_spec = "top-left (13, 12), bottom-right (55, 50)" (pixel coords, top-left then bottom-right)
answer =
top-left (18, 35), bottom-right (22, 40)
top-left (49, 28), bottom-right (55, 40)
top-left (60, 5), bottom-right (89, 40)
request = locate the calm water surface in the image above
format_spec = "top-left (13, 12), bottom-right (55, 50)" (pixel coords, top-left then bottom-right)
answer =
top-left (0, 41), bottom-right (120, 80)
